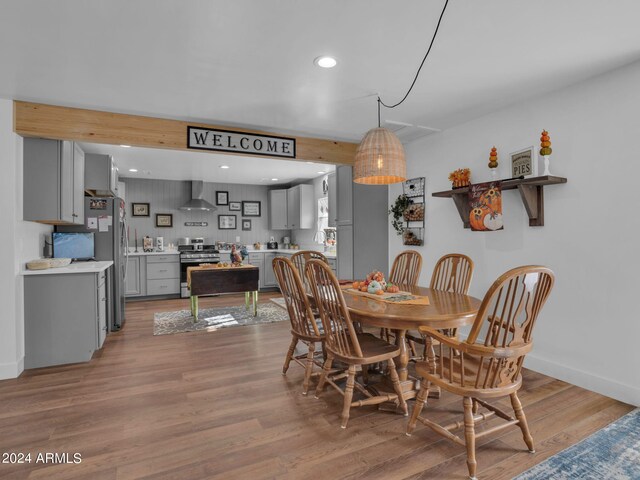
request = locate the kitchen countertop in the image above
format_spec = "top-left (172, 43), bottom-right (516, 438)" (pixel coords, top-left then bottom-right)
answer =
top-left (219, 248), bottom-right (336, 259)
top-left (128, 250), bottom-right (180, 256)
top-left (22, 260), bottom-right (114, 276)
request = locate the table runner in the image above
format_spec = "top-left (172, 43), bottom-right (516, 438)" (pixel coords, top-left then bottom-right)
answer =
top-left (344, 287), bottom-right (430, 305)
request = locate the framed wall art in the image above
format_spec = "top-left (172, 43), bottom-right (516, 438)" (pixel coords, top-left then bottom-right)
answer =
top-left (155, 213), bottom-right (173, 228)
top-left (242, 201), bottom-right (261, 217)
top-left (510, 146), bottom-right (538, 178)
top-left (242, 219), bottom-right (252, 231)
top-left (218, 214), bottom-right (237, 229)
top-left (229, 201), bottom-right (241, 211)
top-left (216, 191), bottom-right (229, 206)
top-left (132, 203), bottom-right (150, 217)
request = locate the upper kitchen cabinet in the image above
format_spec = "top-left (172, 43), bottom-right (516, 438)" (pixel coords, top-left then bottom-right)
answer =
top-left (85, 153), bottom-right (118, 197)
top-left (336, 165), bottom-right (353, 225)
top-left (327, 172), bottom-right (337, 228)
top-left (23, 138), bottom-right (85, 225)
top-left (269, 184), bottom-right (313, 230)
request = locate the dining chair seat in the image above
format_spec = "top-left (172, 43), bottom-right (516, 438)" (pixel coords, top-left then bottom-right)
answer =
top-left (332, 333), bottom-right (401, 365)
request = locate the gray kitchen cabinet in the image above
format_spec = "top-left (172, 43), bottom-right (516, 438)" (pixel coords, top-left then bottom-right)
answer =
top-left (327, 257), bottom-right (337, 273)
top-left (327, 172), bottom-right (337, 228)
top-left (125, 255), bottom-right (146, 297)
top-left (337, 224), bottom-right (354, 280)
top-left (146, 255), bottom-right (179, 296)
top-left (248, 253), bottom-right (265, 289)
top-left (287, 185), bottom-right (300, 229)
top-left (23, 138), bottom-right (85, 225)
top-left (336, 165), bottom-right (353, 225)
top-left (269, 189), bottom-right (289, 229)
top-left (263, 252), bottom-right (278, 288)
top-left (288, 184), bottom-right (313, 229)
top-left (85, 153), bottom-right (118, 197)
top-left (24, 268), bottom-right (109, 369)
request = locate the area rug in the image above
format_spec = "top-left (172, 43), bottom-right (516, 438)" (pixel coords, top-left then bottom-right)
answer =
top-left (153, 304), bottom-right (289, 335)
top-left (270, 297), bottom-right (287, 309)
top-left (515, 408), bottom-right (640, 479)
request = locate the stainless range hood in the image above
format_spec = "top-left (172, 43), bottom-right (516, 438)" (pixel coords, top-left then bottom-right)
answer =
top-left (179, 181), bottom-right (216, 211)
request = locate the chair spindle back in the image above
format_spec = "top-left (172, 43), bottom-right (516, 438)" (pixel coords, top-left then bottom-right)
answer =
top-left (430, 253), bottom-right (474, 294)
top-left (291, 250), bottom-right (329, 291)
top-left (389, 250), bottom-right (423, 287)
top-left (305, 259), bottom-right (363, 358)
top-left (272, 257), bottom-right (322, 339)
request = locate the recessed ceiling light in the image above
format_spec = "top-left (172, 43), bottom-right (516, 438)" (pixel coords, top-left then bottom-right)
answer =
top-left (120, 145), bottom-right (131, 148)
top-left (271, 178), bottom-right (279, 181)
top-left (128, 168), bottom-right (138, 173)
top-left (314, 56), bottom-right (337, 68)
top-left (220, 165), bottom-right (230, 169)
top-left (317, 171), bottom-right (327, 174)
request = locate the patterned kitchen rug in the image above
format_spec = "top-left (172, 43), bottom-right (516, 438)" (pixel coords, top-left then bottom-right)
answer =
top-left (514, 408), bottom-right (639, 480)
top-left (270, 297), bottom-right (287, 309)
top-left (153, 303), bottom-right (289, 336)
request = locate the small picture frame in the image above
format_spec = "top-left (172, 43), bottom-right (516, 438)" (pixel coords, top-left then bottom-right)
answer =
top-left (242, 219), bottom-right (252, 231)
top-left (132, 203), bottom-right (150, 217)
top-left (155, 213), bottom-right (173, 228)
top-left (242, 201), bottom-right (261, 217)
top-left (216, 191), bottom-right (229, 206)
top-left (218, 214), bottom-right (237, 230)
top-left (229, 201), bottom-right (241, 211)
top-left (510, 146), bottom-right (538, 178)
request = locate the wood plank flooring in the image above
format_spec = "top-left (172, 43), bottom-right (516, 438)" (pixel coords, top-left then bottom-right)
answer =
top-left (0, 293), bottom-right (633, 480)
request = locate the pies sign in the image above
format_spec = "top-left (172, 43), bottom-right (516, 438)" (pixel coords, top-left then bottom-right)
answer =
top-left (188, 126), bottom-right (296, 158)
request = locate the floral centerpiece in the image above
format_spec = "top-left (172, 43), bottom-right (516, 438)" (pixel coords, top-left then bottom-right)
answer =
top-left (448, 168), bottom-right (471, 188)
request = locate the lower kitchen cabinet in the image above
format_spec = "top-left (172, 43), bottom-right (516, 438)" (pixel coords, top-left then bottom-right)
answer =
top-left (125, 255), bottom-right (145, 297)
top-left (24, 268), bottom-right (109, 369)
top-left (262, 252), bottom-right (278, 288)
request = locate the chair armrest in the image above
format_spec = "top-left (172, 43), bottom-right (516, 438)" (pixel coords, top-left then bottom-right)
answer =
top-left (417, 327), bottom-right (463, 350)
top-left (418, 326), bottom-right (532, 359)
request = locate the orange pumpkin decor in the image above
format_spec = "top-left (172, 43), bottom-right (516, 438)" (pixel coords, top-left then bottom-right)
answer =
top-left (468, 181), bottom-right (504, 231)
top-left (488, 146), bottom-right (498, 169)
top-left (540, 130), bottom-right (552, 156)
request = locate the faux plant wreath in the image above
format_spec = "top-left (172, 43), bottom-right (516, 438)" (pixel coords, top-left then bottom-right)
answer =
top-left (389, 194), bottom-right (411, 235)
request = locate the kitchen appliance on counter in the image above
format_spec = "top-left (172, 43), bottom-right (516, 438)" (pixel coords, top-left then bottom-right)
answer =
top-left (267, 237), bottom-right (278, 249)
top-left (179, 238), bottom-right (220, 298)
top-left (56, 197), bottom-right (128, 331)
top-left (282, 236), bottom-right (290, 249)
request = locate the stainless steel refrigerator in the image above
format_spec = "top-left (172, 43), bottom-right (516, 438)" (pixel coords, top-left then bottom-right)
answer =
top-left (57, 197), bottom-right (128, 331)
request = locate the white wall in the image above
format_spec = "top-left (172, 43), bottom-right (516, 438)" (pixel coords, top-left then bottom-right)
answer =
top-left (390, 60), bottom-right (640, 406)
top-left (0, 99), bottom-right (51, 379)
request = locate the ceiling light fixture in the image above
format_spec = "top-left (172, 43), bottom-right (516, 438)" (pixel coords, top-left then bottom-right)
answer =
top-left (128, 168), bottom-right (138, 172)
top-left (314, 56), bottom-right (337, 68)
top-left (120, 145), bottom-right (131, 148)
top-left (220, 165), bottom-right (230, 169)
top-left (354, 0), bottom-right (449, 185)
top-left (271, 178), bottom-right (279, 181)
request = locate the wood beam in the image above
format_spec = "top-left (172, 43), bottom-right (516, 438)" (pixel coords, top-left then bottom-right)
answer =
top-left (13, 101), bottom-right (357, 165)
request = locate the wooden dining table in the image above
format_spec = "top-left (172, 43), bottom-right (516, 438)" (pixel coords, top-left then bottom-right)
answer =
top-left (342, 285), bottom-right (482, 408)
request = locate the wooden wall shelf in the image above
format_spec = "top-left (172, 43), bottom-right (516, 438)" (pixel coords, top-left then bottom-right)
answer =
top-left (432, 175), bottom-right (567, 228)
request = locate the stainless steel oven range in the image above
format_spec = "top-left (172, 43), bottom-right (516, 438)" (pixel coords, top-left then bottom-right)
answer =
top-left (179, 241), bottom-right (219, 298)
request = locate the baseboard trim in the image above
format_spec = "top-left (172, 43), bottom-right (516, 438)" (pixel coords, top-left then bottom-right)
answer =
top-left (456, 332), bottom-right (638, 406)
top-left (0, 356), bottom-right (24, 380)
top-left (524, 353), bottom-right (639, 407)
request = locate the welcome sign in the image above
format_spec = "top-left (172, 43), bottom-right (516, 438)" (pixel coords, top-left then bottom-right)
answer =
top-left (187, 126), bottom-right (296, 158)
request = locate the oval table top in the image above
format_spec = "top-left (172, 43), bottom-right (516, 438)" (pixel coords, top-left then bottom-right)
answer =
top-left (343, 285), bottom-right (482, 330)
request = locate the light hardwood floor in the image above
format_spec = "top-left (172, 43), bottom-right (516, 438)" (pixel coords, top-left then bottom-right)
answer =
top-left (0, 293), bottom-right (633, 479)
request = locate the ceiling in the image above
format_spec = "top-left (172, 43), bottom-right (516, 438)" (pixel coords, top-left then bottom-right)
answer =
top-left (80, 143), bottom-right (334, 184)
top-left (2, 1), bottom-right (640, 144)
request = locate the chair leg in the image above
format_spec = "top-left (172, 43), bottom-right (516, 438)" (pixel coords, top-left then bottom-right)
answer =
top-left (315, 354), bottom-right (333, 398)
top-left (282, 336), bottom-right (298, 375)
top-left (511, 392), bottom-right (535, 453)
top-left (387, 357), bottom-right (408, 416)
top-left (406, 379), bottom-right (430, 435)
top-left (463, 397), bottom-right (478, 480)
top-left (341, 365), bottom-right (357, 429)
top-left (302, 342), bottom-right (315, 395)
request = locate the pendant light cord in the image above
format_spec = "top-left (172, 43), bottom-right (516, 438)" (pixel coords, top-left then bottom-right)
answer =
top-left (378, 0), bottom-right (450, 111)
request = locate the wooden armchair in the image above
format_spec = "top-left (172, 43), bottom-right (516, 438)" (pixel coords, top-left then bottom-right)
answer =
top-left (406, 266), bottom-right (555, 480)
top-left (305, 259), bottom-right (408, 428)
top-left (407, 253), bottom-right (474, 359)
top-left (272, 257), bottom-right (325, 395)
top-left (291, 250), bottom-right (329, 294)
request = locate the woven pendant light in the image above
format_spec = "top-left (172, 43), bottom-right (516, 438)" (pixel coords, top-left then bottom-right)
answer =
top-left (354, 127), bottom-right (406, 185)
